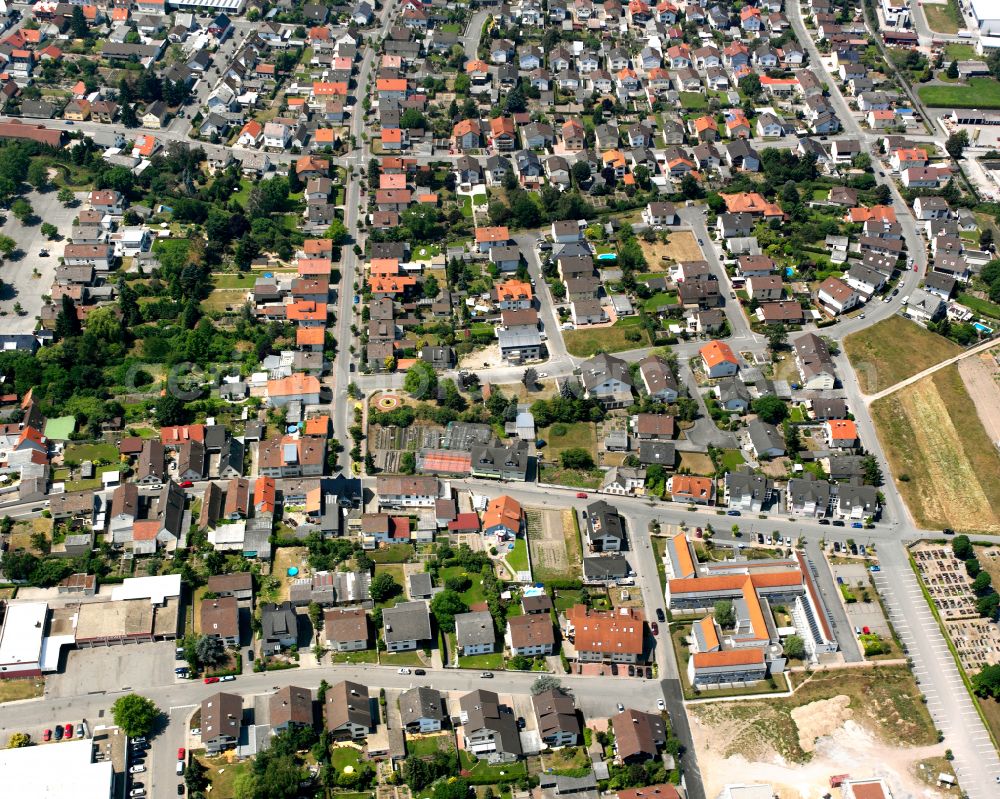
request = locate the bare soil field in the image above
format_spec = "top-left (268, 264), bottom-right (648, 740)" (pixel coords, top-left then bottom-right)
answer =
top-left (678, 451), bottom-right (715, 475)
top-left (690, 666), bottom-right (944, 799)
top-left (871, 365), bottom-right (1000, 533)
top-left (526, 507), bottom-right (581, 581)
top-left (957, 349), bottom-right (1000, 446)
top-left (638, 230), bottom-right (702, 270)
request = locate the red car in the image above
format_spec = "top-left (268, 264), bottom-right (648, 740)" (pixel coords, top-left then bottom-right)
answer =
top-left (179, 480), bottom-right (194, 489)
top-left (43, 729), bottom-right (52, 742)
top-left (177, 747), bottom-right (186, 761)
top-left (862, 626), bottom-right (871, 635)
top-left (64, 724), bottom-right (73, 739)
top-left (575, 492), bottom-right (588, 499)
top-left (204, 676), bottom-right (220, 684)
top-left (651, 622), bottom-right (659, 636)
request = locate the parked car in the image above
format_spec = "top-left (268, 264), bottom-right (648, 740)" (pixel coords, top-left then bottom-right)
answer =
top-left (54, 726), bottom-right (63, 741)
top-left (414, 669), bottom-right (426, 676)
top-left (220, 675), bottom-right (236, 682)
top-left (130, 765), bottom-right (146, 775)
top-left (628, 665), bottom-right (635, 676)
top-left (650, 622), bottom-right (659, 635)
top-left (129, 789), bottom-right (146, 798)
top-left (64, 724), bottom-right (73, 739)
top-left (655, 608), bottom-right (665, 623)
top-left (832, 520), bottom-right (845, 527)
top-left (617, 703), bottom-right (625, 712)
top-left (178, 785), bottom-right (185, 795)
top-left (397, 668), bottom-right (412, 675)
top-left (575, 492), bottom-right (588, 498)
top-left (43, 729), bottom-right (51, 742)
top-left (76, 724), bottom-right (85, 738)
top-left (726, 510), bottom-right (741, 516)
top-left (862, 626), bottom-right (871, 635)
top-left (176, 762), bottom-right (185, 776)
top-left (480, 672), bottom-right (494, 678)
top-left (657, 698), bottom-right (666, 710)
top-left (204, 677), bottom-right (220, 684)
top-left (851, 522), bottom-right (863, 529)
top-left (179, 480), bottom-right (194, 489)
top-left (178, 748), bottom-right (186, 761)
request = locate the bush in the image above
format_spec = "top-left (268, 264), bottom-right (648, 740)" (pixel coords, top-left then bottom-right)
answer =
top-left (550, 423), bottom-right (568, 437)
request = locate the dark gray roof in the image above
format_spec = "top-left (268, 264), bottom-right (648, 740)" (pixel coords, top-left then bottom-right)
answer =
top-left (399, 686), bottom-right (445, 725)
top-left (383, 600), bottom-right (432, 644)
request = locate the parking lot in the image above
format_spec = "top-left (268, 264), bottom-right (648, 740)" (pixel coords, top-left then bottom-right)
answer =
top-left (829, 562), bottom-right (892, 639)
top-left (0, 187), bottom-right (79, 334)
top-left (46, 641), bottom-right (176, 699)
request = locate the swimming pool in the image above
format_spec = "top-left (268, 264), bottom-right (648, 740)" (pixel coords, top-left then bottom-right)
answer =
top-left (785, 267), bottom-right (796, 277)
top-left (597, 253), bottom-right (617, 261)
top-left (974, 322), bottom-right (993, 335)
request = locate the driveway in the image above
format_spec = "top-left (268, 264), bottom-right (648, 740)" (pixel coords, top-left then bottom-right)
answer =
top-left (0, 187), bottom-right (78, 334)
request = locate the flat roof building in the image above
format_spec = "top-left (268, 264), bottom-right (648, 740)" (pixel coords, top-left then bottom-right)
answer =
top-left (0, 738), bottom-right (113, 798)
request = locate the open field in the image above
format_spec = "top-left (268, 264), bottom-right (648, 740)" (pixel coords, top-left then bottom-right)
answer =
top-left (679, 451), bottom-right (715, 475)
top-left (563, 317), bottom-right (649, 357)
top-left (269, 547), bottom-right (310, 602)
top-left (690, 665), bottom-right (941, 799)
top-left (844, 315), bottom-right (960, 394)
top-left (922, 0), bottom-right (962, 34)
top-left (540, 422), bottom-right (597, 461)
top-left (196, 754), bottom-right (251, 799)
top-left (957, 292), bottom-right (1000, 319)
top-left (407, 732), bottom-right (454, 758)
top-left (919, 77), bottom-right (1000, 108)
top-left (0, 679), bottom-right (44, 704)
top-left (871, 365), bottom-right (1000, 533)
top-left (638, 230), bottom-right (702, 270)
top-left (958, 350), bottom-right (1000, 446)
top-left (527, 508), bottom-right (582, 581)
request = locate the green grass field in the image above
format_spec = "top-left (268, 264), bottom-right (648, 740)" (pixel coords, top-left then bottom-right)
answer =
top-left (643, 291), bottom-right (679, 312)
top-left (679, 92), bottom-right (708, 110)
top-left (458, 652), bottom-right (504, 670)
top-left (540, 422), bottom-right (597, 462)
top-left (407, 733), bottom-right (454, 758)
top-left (63, 442), bottom-right (118, 464)
top-left (919, 77), bottom-right (1000, 108)
top-left (563, 318), bottom-right (649, 356)
top-left (370, 544), bottom-right (414, 563)
top-left (459, 750), bottom-right (528, 781)
top-left (844, 315), bottom-right (961, 394)
top-left (922, 0), bottom-right (961, 34)
top-left (506, 538), bottom-right (529, 572)
top-left (440, 565), bottom-right (488, 606)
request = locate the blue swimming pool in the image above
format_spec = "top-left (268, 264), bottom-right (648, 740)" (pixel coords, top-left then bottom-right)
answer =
top-left (785, 267), bottom-right (796, 277)
top-left (597, 253), bottom-right (617, 261)
top-left (974, 322), bottom-right (993, 334)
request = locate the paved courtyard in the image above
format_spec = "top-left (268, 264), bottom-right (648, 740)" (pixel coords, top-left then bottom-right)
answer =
top-left (0, 187), bottom-right (80, 334)
top-left (46, 641), bottom-right (176, 699)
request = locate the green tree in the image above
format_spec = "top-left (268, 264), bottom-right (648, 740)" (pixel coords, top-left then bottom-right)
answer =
top-left (70, 5), bottom-right (89, 38)
top-left (155, 392), bottom-right (188, 426)
top-left (27, 161), bottom-right (49, 191)
top-left (783, 634), bottom-right (806, 659)
top-left (399, 451), bottom-right (416, 474)
top-left (972, 572), bottom-right (993, 595)
top-left (861, 455), bottom-right (883, 486)
top-left (946, 60), bottom-right (959, 79)
top-left (403, 360), bottom-right (438, 400)
top-left (11, 198), bottom-right (32, 222)
top-left (7, 732), bottom-right (31, 747)
top-left (531, 675), bottom-right (562, 695)
top-left (430, 588), bottom-right (469, 632)
top-left (751, 395), bottom-right (788, 425)
top-left (738, 73), bottom-right (762, 99)
top-left (369, 572), bottom-right (401, 603)
top-left (111, 693), bottom-right (160, 737)
top-left (973, 663), bottom-right (1000, 698)
top-left (946, 130), bottom-right (970, 159)
top-left (763, 323), bottom-right (788, 351)
top-left (57, 187), bottom-right (76, 206)
top-left (308, 601), bottom-right (323, 632)
top-left (325, 217), bottom-right (349, 245)
top-left (714, 600), bottom-right (735, 628)
top-left (195, 634), bottom-right (227, 667)
top-left (952, 535), bottom-right (974, 560)
top-left (560, 447), bottom-right (594, 469)
top-left (40, 222), bottom-right (58, 240)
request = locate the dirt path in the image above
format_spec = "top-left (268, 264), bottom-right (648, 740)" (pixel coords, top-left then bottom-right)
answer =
top-left (958, 350), bottom-right (1000, 447)
top-left (690, 712), bottom-right (949, 799)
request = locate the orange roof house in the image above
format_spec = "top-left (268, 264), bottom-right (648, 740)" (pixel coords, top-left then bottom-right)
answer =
top-left (495, 279), bottom-right (533, 303)
top-left (312, 81), bottom-right (348, 97)
top-left (160, 424), bottom-right (206, 445)
top-left (482, 495), bottom-right (522, 538)
top-left (691, 648), bottom-right (765, 669)
top-left (382, 128), bottom-right (404, 146)
top-left (304, 416), bottom-right (331, 437)
top-left (267, 373), bottom-right (321, 401)
top-left (565, 605), bottom-right (645, 657)
top-left (699, 340), bottom-right (738, 376)
top-left (370, 257), bottom-right (400, 275)
top-left (669, 532), bottom-right (696, 579)
top-left (379, 173), bottom-right (407, 190)
top-left (693, 115), bottom-right (717, 136)
top-left (254, 476), bottom-right (276, 514)
top-left (474, 225), bottom-right (510, 244)
top-left (720, 192), bottom-right (785, 218)
top-left (286, 300), bottom-right (327, 323)
top-left (825, 419), bottom-right (858, 444)
top-left (369, 275), bottom-right (417, 295)
top-left (296, 155), bottom-right (329, 175)
top-left (669, 475), bottom-right (715, 504)
top-left (465, 59), bottom-right (490, 74)
top-left (303, 240), bottom-right (333, 257)
top-left (847, 205), bottom-right (896, 224)
top-left (696, 617), bottom-right (720, 651)
top-left (297, 257), bottom-right (333, 275)
top-left (376, 78), bottom-right (408, 93)
top-left (313, 128), bottom-right (336, 146)
top-left (296, 327), bottom-right (326, 348)
top-left (452, 118), bottom-right (482, 139)
top-left (490, 116), bottom-right (516, 137)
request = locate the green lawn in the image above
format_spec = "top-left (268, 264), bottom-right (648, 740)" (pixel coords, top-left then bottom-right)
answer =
top-left (379, 651), bottom-right (426, 667)
top-left (458, 651), bottom-right (505, 669)
top-left (563, 318), bottom-right (649, 356)
top-left (413, 244), bottom-right (441, 260)
top-left (679, 92), bottom-right (708, 110)
top-left (554, 589), bottom-right (584, 611)
top-left (63, 442), bottom-right (118, 464)
top-left (923, 0), bottom-right (961, 34)
top-left (329, 649), bottom-right (379, 664)
top-left (540, 421), bottom-right (597, 461)
top-left (944, 42), bottom-right (977, 61)
top-left (331, 746), bottom-right (363, 771)
top-left (371, 544), bottom-right (414, 563)
top-left (539, 466), bottom-right (604, 489)
top-left (66, 464), bottom-right (119, 492)
top-left (506, 538), bottom-right (529, 572)
top-left (459, 750), bottom-right (528, 781)
top-left (440, 565), bottom-right (488, 606)
top-left (461, 196), bottom-right (473, 218)
top-left (643, 291), bottom-right (679, 311)
top-left (718, 449), bottom-right (746, 472)
top-left (374, 564), bottom-right (406, 607)
top-left (919, 77), bottom-right (1000, 109)
top-left (473, 194), bottom-right (488, 207)
top-left (958, 292), bottom-right (1000, 319)
top-left (407, 732), bottom-right (455, 758)
top-left (197, 755), bottom-right (251, 799)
